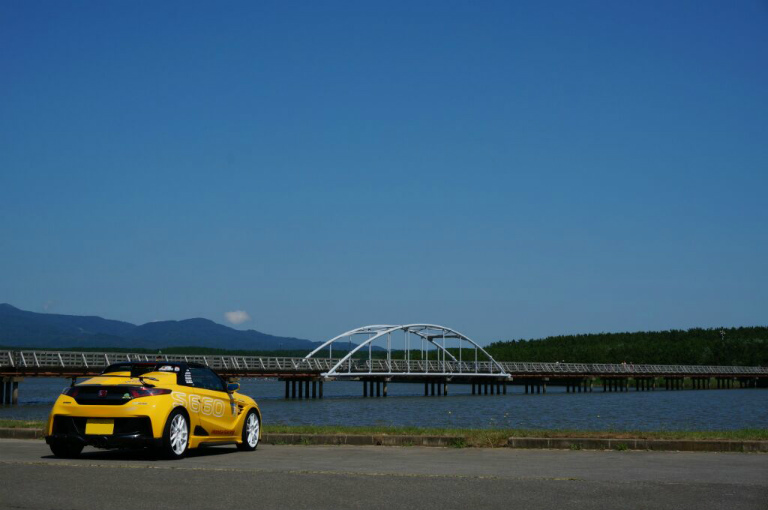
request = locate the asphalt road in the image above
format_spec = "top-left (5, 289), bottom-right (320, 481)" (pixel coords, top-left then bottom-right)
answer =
top-left (0, 439), bottom-right (766, 510)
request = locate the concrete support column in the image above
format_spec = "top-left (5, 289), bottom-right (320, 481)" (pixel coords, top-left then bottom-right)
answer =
top-left (502, 382), bottom-right (507, 395)
top-left (383, 381), bottom-right (388, 397)
top-left (472, 383), bottom-right (476, 395)
top-left (285, 380), bottom-right (290, 399)
top-left (319, 380), bottom-right (324, 399)
top-left (1, 378), bottom-right (7, 405)
top-left (525, 383), bottom-right (529, 394)
top-left (305, 380), bottom-right (310, 397)
top-left (298, 380), bottom-right (304, 399)
top-left (369, 380), bottom-right (374, 397)
top-left (312, 381), bottom-right (317, 399)
top-left (364, 381), bottom-right (368, 397)
top-left (291, 380), bottom-right (297, 398)
top-left (443, 381), bottom-right (447, 396)
top-left (376, 381), bottom-right (381, 397)
top-left (425, 382), bottom-right (429, 396)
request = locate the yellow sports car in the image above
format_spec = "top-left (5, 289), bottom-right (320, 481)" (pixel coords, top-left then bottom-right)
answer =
top-left (45, 362), bottom-right (262, 459)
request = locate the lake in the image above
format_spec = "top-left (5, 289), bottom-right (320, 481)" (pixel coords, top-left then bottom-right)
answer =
top-left (2, 378), bottom-right (767, 431)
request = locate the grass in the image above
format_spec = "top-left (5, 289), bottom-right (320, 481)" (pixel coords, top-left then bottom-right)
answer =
top-left (0, 419), bottom-right (44, 429)
top-left (2, 419), bottom-right (766, 447)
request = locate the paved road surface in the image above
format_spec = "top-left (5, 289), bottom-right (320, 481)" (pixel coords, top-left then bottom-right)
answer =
top-left (1, 439), bottom-right (766, 510)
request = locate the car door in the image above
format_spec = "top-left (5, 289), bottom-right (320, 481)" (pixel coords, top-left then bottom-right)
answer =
top-left (188, 367), bottom-right (237, 439)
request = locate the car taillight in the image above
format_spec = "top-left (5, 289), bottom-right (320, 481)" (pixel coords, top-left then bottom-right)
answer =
top-left (128, 387), bottom-right (172, 398)
top-left (62, 387), bottom-right (80, 397)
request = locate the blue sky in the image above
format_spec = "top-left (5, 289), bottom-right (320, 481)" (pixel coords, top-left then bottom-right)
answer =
top-left (1, 1), bottom-right (766, 344)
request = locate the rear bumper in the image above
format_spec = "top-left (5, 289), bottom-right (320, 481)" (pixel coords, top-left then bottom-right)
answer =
top-left (46, 433), bottom-right (162, 449)
top-left (46, 416), bottom-right (161, 450)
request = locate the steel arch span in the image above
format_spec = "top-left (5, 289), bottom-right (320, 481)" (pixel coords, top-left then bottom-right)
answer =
top-left (304, 324), bottom-right (509, 379)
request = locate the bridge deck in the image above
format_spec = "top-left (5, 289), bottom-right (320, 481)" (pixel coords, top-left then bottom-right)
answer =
top-left (1, 349), bottom-right (766, 379)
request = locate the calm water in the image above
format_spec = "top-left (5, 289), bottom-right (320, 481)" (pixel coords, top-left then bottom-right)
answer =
top-left (2, 378), bottom-right (767, 431)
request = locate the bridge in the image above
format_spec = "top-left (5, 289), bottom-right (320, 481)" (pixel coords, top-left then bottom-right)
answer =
top-left (1, 324), bottom-right (767, 403)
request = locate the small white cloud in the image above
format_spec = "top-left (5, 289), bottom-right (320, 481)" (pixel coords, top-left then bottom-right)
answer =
top-left (225, 310), bottom-right (251, 325)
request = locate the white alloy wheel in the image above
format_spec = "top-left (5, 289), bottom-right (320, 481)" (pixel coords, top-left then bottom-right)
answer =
top-left (246, 412), bottom-right (259, 447)
top-left (170, 413), bottom-right (188, 455)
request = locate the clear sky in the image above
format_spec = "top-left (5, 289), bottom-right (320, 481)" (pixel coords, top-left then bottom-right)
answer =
top-left (1, 1), bottom-right (766, 344)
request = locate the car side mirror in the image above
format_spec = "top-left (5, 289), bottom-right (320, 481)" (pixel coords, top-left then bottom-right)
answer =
top-left (227, 383), bottom-right (240, 393)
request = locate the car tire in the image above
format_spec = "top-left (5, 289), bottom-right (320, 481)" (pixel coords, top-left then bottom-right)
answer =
top-left (237, 410), bottom-right (260, 451)
top-left (49, 440), bottom-right (84, 458)
top-left (161, 408), bottom-right (189, 459)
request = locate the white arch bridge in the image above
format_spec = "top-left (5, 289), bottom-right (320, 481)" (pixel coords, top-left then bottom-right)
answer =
top-left (303, 324), bottom-right (508, 379)
top-left (2, 323), bottom-right (767, 402)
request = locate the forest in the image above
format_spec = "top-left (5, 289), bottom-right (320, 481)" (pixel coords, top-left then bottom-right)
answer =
top-left (484, 327), bottom-right (768, 366)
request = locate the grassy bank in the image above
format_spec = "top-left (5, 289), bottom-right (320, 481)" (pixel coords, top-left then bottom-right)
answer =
top-left (0, 419), bottom-right (44, 429)
top-left (2, 419), bottom-right (765, 447)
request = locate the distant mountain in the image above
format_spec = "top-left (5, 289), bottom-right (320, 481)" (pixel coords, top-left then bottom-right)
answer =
top-left (0, 303), bottom-right (321, 351)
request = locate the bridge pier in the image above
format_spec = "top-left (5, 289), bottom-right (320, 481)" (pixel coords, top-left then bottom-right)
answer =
top-left (384, 381), bottom-right (388, 397)
top-left (0, 377), bottom-right (18, 405)
top-left (312, 381), bottom-right (317, 399)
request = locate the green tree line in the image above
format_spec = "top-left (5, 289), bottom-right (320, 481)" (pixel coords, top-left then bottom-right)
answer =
top-left (484, 327), bottom-right (768, 366)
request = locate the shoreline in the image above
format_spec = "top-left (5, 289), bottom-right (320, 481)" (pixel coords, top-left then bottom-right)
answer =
top-left (1, 420), bottom-right (766, 451)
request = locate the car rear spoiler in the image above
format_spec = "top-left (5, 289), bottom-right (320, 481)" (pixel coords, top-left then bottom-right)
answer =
top-left (69, 374), bottom-right (159, 387)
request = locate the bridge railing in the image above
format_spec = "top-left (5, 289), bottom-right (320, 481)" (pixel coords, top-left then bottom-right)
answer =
top-left (1, 350), bottom-right (767, 376)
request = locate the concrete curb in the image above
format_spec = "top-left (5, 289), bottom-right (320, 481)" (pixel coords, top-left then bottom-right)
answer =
top-left (0, 427), bottom-right (44, 439)
top-left (261, 433), bottom-right (464, 447)
top-left (507, 437), bottom-right (768, 453)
